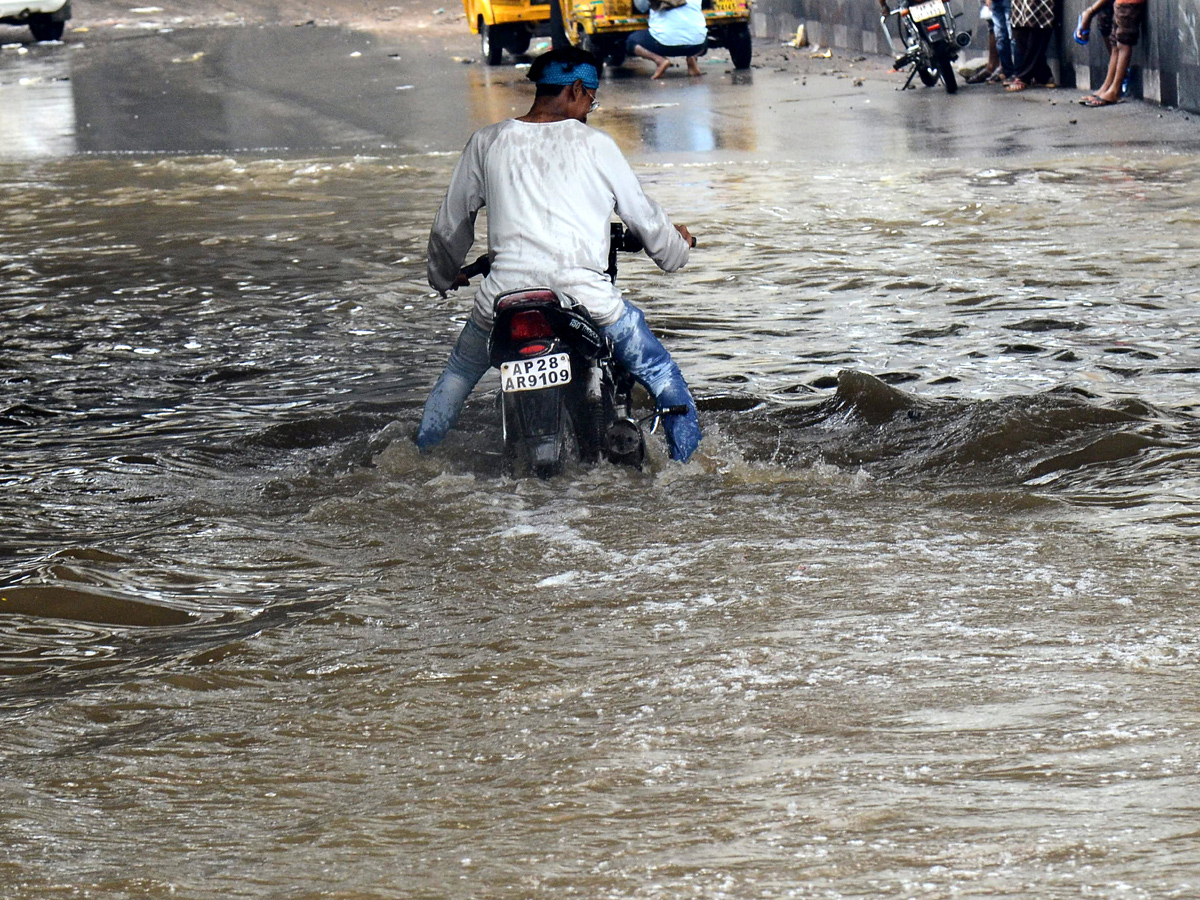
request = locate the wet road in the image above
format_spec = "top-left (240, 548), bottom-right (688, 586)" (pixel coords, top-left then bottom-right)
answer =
top-left (4, 23), bottom-right (1199, 160)
top-left (3, 23), bottom-right (1200, 900)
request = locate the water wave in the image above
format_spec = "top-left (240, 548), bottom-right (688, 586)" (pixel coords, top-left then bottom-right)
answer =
top-left (726, 370), bottom-right (1193, 504)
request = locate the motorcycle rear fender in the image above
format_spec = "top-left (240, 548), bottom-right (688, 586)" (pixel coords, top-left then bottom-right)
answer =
top-left (503, 384), bottom-right (565, 440)
top-left (919, 20), bottom-right (949, 41)
top-left (490, 289), bottom-right (607, 367)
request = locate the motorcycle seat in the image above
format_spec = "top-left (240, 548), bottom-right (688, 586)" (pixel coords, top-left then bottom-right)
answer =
top-left (495, 288), bottom-right (567, 310)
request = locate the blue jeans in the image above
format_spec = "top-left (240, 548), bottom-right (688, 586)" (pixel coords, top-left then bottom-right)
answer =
top-left (991, 0), bottom-right (1016, 78)
top-left (416, 302), bottom-right (702, 462)
top-left (625, 30), bottom-right (708, 59)
top-left (602, 301), bottom-right (701, 462)
top-left (415, 318), bottom-right (491, 452)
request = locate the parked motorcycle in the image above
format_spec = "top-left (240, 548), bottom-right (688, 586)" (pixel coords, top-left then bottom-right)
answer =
top-left (460, 224), bottom-right (688, 478)
top-left (880, 0), bottom-right (971, 94)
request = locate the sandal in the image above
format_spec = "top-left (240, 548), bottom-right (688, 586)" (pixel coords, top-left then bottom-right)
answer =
top-left (1006, 79), bottom-right (1028, 92)
top-left (1083, 95), bottom-right (1121, 107)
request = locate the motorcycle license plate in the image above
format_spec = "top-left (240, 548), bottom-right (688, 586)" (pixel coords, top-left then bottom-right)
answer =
top-left (909, 0), bottom-right (946, 21)
top-left (500, 353), bottom-right (572, 393)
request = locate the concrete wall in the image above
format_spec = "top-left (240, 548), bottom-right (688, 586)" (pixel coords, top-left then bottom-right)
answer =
top-left (752, 0), bottom-right (1200, 112)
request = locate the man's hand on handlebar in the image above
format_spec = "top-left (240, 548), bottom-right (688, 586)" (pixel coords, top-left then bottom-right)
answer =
top-left (452, 254), bottom-right (491, 290)
top-left (675, 224), bottom-right (697, 249)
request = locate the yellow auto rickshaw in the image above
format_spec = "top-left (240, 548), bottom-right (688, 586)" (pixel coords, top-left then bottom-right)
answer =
top-left (550, 0), bottom-right (753, 70)
top-left (463, 0), bottom-right (553, 66)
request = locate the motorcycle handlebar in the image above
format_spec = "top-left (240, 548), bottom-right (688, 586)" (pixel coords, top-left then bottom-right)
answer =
top-left (637, 405), bottom-right (692, 435)
top-left (611, 223), bottom-right (698, 251)
top-left (460, 254), bottom-right (490, 280)
top-left (610, 222), bottom-right (644, 254)
top-left (458, 224), bottom-right (698, 284)
top-left (639, 405), bottom-right (690, 427)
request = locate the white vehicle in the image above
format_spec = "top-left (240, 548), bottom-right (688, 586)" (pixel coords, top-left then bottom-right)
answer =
top-left (0, 0), bottom-right (71, 42)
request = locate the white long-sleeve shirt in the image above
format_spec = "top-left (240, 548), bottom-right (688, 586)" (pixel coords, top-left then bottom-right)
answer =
top-left (427, 118), bottom-right (690, 328)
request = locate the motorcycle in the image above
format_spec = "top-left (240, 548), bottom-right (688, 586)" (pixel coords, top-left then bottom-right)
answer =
top-left (460, 224), bottom-right (688, 479)
top-left (880, 0), bottom-right (971, 94)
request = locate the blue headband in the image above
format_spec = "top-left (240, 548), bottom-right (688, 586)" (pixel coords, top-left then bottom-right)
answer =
top-left (536, 60), bottom-right (600, 91)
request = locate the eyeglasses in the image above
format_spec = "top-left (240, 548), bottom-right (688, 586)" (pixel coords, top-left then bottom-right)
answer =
top-left (584, 88), bottom-right (599, 113)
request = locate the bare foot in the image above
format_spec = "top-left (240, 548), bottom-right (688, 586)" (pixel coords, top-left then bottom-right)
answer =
top-left (652, 59), bottom-right (672, 79)
top-left (686, 57), bottom-right (704, 76)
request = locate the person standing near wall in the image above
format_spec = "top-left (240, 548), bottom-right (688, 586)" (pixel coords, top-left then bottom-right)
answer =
top-left (1080, 0), bottom-right (1146, 105)
top-left (968, 0), bottom-right (1018, 83)
top-left (989, 0), bottom-right (1018, 82)
top-left (1006, 0), bottom-right (1057, 90)
top-left (1075, 0), bottom-right (1116, 57)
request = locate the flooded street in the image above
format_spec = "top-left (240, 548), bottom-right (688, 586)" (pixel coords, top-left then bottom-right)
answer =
top-left (3, 20), bottom-right (1200, 900)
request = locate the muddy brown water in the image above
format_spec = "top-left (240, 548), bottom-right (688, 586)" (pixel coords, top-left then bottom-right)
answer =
top-left (2, 25), bottom-right (1200, 900)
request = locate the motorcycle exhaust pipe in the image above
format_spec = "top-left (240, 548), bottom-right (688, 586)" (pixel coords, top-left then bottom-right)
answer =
top-left (955, 31), bottom-right (971, 48)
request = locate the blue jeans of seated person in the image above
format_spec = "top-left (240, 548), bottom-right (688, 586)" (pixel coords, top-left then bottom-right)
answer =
top-left (416, 301), bottom-right (702, 462)
top-left (625, 30), bottom-right (708, 60)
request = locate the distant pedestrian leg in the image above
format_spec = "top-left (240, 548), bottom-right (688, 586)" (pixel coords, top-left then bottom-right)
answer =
top-left (991, 0), bottom-right (1016, 79)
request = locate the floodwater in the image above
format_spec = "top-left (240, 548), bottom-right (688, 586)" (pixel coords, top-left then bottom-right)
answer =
top-left (3, 25), bottom-right (1200, 900)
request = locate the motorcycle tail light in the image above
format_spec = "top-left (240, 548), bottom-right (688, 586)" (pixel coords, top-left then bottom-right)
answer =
top-left (518, 343), bottom-right (548, 356)
top-left (928, 22), bottom-right (942, 30)
top-left (509, 310), bottom-right (554, 341)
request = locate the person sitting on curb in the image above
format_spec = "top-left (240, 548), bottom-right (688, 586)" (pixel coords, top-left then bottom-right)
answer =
top-left (626, 0), bottom-right (708, 80)
top-left (1080, 0), bottom-right (1144, 106)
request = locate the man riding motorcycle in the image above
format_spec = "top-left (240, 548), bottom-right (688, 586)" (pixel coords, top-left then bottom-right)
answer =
top-left (416, 46), bottom-right (703, 463)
